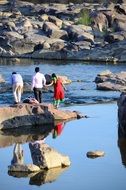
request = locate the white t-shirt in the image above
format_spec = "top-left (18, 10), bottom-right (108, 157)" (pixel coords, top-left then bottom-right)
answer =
top-left (32, 72), bottom-right (46, 88)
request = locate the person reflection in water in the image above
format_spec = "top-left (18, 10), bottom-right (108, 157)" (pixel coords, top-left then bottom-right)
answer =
top-left (11, 143), bottom-right (24, 165)
top-left (52, 122), bottom-right (65, 139)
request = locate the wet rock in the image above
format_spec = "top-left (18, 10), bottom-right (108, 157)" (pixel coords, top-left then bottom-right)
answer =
top-left (86, 150), bottom-right (105, 158)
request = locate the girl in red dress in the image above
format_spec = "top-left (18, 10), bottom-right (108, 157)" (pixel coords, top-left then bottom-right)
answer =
top-left (51, 73), bottom-right (66, 108)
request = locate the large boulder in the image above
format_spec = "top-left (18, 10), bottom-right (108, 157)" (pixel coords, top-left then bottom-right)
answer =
top-left (66, 25), bottom-right (94, 43)
top-left (95, 71), bottom-right (126, 91)
top-left (43, 22), bottom-right (68, 40)
top-left (0, 103), bottom-right (83, 129)
top-left (118, 92), bottom-right (126, 137)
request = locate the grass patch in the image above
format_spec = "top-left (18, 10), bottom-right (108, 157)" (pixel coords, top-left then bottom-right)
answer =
top-left (76, 9), bottom-right (92, 26)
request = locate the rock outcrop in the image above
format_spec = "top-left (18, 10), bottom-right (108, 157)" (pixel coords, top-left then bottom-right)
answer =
top-left (95, 70), bottom-right (126, 91)
top-left (117, 92), bottom-right (126, 136)
top-left (0, 103), bottom-right (84, 129)
top-left (117, 92), bottom-right (126, 167)
top-left (1, 1), bottom-right (126, 62)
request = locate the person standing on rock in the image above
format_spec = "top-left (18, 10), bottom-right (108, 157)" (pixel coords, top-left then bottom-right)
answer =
top-left (32, 67), bottom-right (46, 103)
top-left (47, 73), bottom-right (66, 108)
top-left (11, 72), bottom-right (23, 104)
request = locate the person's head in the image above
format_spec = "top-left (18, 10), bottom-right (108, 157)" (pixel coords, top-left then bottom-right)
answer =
top-left (12, 72), bottom-right (17, 75)
top-left (52, 73), bottom-right (57, 79)
top-left (35, 67), bottom-right (40, 73)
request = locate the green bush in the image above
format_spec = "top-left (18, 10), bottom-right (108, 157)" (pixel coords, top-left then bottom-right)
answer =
top-left (76, 9), bottom-right (92, 26)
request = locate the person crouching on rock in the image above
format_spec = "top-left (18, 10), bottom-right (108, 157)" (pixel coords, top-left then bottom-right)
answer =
top-left (11, 72), bottom-right (23, 104)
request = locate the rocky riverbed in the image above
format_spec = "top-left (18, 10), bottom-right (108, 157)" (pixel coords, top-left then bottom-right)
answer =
top-left (0, 1), bottom-right (126, 62)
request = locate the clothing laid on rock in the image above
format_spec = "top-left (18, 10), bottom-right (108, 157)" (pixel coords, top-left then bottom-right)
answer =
top-left (32, 71), bottom-right (46, 103)
top-left (23, 97), bottom-right (39, 104)
top-left (11, 73), bottom-right (23, 103)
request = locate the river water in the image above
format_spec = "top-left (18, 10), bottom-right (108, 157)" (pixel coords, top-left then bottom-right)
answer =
top-left (0, 58), bottom-right (123, 105)
top-left (0, 58), bottom-right (126, 190)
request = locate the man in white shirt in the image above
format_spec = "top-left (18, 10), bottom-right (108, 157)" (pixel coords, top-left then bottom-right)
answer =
top-left (11, 72), bottom-right (23, 104)
top-left (32, 67), bottom-right (46, 103)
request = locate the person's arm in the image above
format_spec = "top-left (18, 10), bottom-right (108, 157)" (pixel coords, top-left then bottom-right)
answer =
top-left (31, 76), bottom-right (35, 90)
top-left (11, 76), bottom-right (13, 85)
top-left (45, 81), bottom-right (53, 87)
top-left (62, 83), bottom-right (67, 91)
top-left (60, 79), bottom-right (67, 91)
top-left (43, 75), bottom-right (46, 86)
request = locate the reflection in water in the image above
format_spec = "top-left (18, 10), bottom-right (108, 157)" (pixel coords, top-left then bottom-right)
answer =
top-left (7, 122), bottom-right (69, 186)
top-left (52, 122), bottom-right (65, 139)
top-left (11, 144), bottom-right (24, 165)
top-left (29, 167), bottom-right (68, 186)
top-left (29, 139), bottom-right (46, 168)
top-left (118, 125), bottom-right (126, 167)
top-left (0, 124), bottom-right (54, 148)
top-left (8, 167), bottom-right (68, 186)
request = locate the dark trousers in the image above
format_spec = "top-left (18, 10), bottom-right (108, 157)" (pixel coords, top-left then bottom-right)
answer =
top-left (33, 88), bottom-right (42, 103)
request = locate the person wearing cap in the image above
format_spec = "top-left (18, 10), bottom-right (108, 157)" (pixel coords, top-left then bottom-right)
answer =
top-left (32, 67), bottom-right (46, 103)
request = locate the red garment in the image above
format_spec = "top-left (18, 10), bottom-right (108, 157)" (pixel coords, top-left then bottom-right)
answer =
top-left (56, 123), bottom-right (64, 135)
top-left (54, 78), bottom-right (64, 100)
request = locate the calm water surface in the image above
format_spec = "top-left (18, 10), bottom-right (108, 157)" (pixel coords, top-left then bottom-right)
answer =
top-left (0, 59), bottom-right (126, 189)
top-left (0, 103), bottom-right (126, 190)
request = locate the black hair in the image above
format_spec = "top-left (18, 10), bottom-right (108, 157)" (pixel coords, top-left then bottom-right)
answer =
top-left (52, 73), bottom-right (57, 78)
top-left (12, 72), bottom-right (17, 75)
top-left (35, 67), bottom-right (40, 73)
